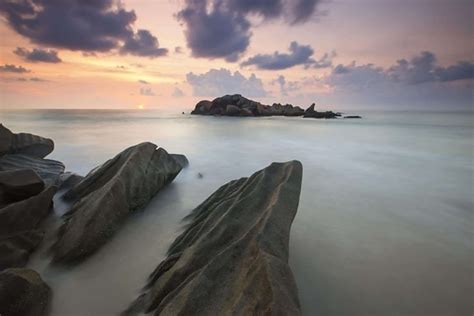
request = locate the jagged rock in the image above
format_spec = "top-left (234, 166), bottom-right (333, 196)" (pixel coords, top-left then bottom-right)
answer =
top-left (125, 161), bottom-right (303, 316)
top-left (52, 142), bottom-right (184, 263)
top-left (0, 169), bottom-right (44, 207)
top-left (0, 268), bottom-right (51, 316)
top-left (0, 154), bottom-right (65, 186)
top-left (0, 124), bottom-right (54, 158)
top-left (303, 103), bottom-right (339, 119)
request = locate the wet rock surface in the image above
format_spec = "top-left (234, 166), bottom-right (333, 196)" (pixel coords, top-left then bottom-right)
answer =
top-left (125, 161), bottom-right (303, 316)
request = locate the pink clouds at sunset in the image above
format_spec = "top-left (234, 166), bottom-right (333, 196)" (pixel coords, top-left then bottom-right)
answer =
top-left (0, 0), bottom-right (472, 109)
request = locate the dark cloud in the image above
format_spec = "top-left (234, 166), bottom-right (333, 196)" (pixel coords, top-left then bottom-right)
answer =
top-left (322, 51), bottom-right (473, 108)
top-left (332, 51), bottom-right (474, 86)
top-left (177, 0), bottom-right (251, 62)
top-left (140, 87), bottom-right (155, 96)
top-left (138, 80), bottom-right (149, 84)
top-left (172, 87), bottom-right (185, 97)
top-left (175, 46), bottom-right (183, 54)
top-left (186, 68), bottom-right (267, 97)
top-left (120, 30), bottom-right (168, 58)
top-left (241, 41), bottom-right (333, 70)
top-left (177, 0), bottom-right (324, 61)
top-left (29, 77), bottom-right (48, 82)
top-left (0, 64), bottom-right (30, 73)
top-left (0, 0), bottom-right (167, 58)
top-left (14, 47), bottom-right (61, 63)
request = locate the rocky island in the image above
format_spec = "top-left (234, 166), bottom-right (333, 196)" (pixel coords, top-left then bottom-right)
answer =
top-left (191, 94), bottom-right (360, 119)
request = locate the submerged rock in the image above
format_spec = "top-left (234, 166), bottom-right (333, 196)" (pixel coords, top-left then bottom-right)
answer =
top-left (0, 154), bottom-right (65, 186)
top-left (0, 124), bottom-right (54, 158)
top-left (125, 161), bottom-right (303, 316)
top-left (303, 103), bottom-right (339, 119)
top-left (0, 268), bottom-right (51, 316)
top-left (344, 115), bottom-right (362, 119)
top-left (52, 142), bottom-right (184, 263)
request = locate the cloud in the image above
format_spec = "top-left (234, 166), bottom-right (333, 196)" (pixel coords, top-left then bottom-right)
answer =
top-left (186, 68), bottom-right (267, 97)
top-left (140, 88), bottom-right (155, 96)
top-left (272, 75), bottom-right (300, 96)
top-left (176, 0), bottom-right (324, 61)
top-left (120, 30), bottom-right (168, 58)
top-left (0, 0), bottom-right (167, 58)
top-left (0, 64), bottom-right (30, 73)
top-left (14, 47), bottom-right (61, 63)
top-left (172, 87), bottom-right (185, 97)
top-left (177, 0), bottom-right (251, 62)
top-left (331, 51), bottom-right (474, 86)
top-left (321, 51), bottom-right (474, 108)
top-left (29, 77), bottom-right (48, 82)
top-left (241, 41), bottom-right (333, 70)
top-left (175, 46), bottom-right (184, 54)
top-left (138, 80), bottom-right (149, 84)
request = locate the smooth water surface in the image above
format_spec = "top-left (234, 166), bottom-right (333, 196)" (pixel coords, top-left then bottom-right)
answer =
top-left (1, 109), bottom-right (472, 316)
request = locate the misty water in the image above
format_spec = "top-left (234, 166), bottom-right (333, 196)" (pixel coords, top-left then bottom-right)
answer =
top-left (1, 109), bottom-right (472, 315)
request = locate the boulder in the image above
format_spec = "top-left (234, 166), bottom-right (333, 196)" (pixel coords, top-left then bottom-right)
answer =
top-left (0, 268), bottom-right (51, 316)
top-left (124, 161), bottom-right (303, 316)
top-left (0, 154), bottom-right (65, 186)
top-left (52, 142), bottom-right (184, 263)
top-left (191, 100), bottom-right (212, 115)
top-left (0, 169), bottom-right (44, 206)
top-left (0, 124), bottom-right (54, 158)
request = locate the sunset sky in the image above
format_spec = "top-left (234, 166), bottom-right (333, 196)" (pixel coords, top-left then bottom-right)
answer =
top-left (0, 0), bottom-right (472, 110)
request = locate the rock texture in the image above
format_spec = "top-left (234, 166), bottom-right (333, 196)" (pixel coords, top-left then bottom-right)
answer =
top-left (191, 94), bottom-right (305, 117)
top-left (125, 161), bottom-right (303, 316)
top-left (303, 103), bottom-right (340, 119)
top-left (0, 268), bottom-right (51, 316)
top-left (52, 142), bottom-right (184, 263)
top-left (0, 169), bottom-right (55, 270)
top-left (0, 154), bottom-right (65, 186)
top-left (0, 124), bottom-right (54, 158)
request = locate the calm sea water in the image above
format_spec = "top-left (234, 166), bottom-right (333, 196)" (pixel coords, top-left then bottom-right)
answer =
top-left (1, 109), bottom-right (473, 316)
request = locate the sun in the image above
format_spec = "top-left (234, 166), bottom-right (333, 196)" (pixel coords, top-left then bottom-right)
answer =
top-left (137, 104), bottom-right (144, 110)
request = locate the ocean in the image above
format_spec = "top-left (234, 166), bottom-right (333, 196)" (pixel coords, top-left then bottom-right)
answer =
top-left (1, 109), bottom-right (472, 315)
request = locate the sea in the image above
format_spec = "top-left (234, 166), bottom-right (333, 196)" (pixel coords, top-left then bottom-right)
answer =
top-left (0, 109), bottom-right (472, 316)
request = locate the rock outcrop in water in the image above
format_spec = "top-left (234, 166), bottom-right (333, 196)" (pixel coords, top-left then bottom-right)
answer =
top-left (52, 142), bottom-right (185, 263)
top-left (0, 124), bottom-right (54, 158)
top-left (0, 268), bottom-right (51, 316)
top-left (191, 94), bottom-right (305, 117)
top-left (125, 161), bottom-right (303, 316)
top-left (303, 103), bottom-right (340, 119)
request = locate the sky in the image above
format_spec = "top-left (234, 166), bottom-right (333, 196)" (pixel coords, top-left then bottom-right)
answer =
top-left (0, 0), bottom-right (472, 110)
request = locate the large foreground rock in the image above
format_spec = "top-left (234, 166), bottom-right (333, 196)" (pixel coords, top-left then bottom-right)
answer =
top-left (0, 169), bottom-right (55, 270)
top-left (125, 161), bottom-right (303, 316)
top-left (0, 124), bottom-right (54, 158)
top-left (52, 142), bottom-right (184, 263)
top-left (0, 268), bottom-right (51, 316)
